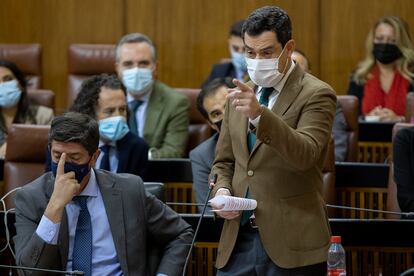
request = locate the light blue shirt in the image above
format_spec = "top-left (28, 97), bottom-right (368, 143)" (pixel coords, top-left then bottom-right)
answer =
top-left (127, 90), bottom-right (152, 138)
top-left (36, 169), bottom-right (122, 275)
top-left (96, 140), bottom-right (118, 173)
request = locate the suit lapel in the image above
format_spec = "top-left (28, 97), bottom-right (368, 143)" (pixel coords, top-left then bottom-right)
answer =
top-left (95, 170), bottom-right (128, 274)
top-left (271, 65), bottom-right (303, 116)
top-left (143, 82), bottom-right (164, 142)
top-left (249, 65), bottom-right (303, 155)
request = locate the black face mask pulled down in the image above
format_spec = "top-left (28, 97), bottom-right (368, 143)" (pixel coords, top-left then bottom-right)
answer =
top-left (372, 43), bottom-right (402, 64)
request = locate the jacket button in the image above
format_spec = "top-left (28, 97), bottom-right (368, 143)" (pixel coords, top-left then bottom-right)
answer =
top-left (264, 136), bottom-right (271, 144)
top-left (247, 170), bottom-right (254, 176)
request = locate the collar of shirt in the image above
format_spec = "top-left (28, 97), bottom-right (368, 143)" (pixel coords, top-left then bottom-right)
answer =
top-left (256, 59), bottom-right (295, 102)
top-left (77, 168), bottom-right (98, 198)
top-left (127, 86), bottom-right (152, 104)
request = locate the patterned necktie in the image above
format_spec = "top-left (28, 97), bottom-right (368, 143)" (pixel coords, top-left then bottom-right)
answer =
top-left (72, 196), bottom-right (92, 276)
top-left (242, 87), bottom-right (274, 225)
top-left (99, 145), bottom-right (111, 171)
top-left (128, 100), bottom-right (143, 136)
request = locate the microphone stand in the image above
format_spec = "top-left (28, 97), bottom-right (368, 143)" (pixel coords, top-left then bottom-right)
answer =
top-left (181, 174), bottom-right (217, 276)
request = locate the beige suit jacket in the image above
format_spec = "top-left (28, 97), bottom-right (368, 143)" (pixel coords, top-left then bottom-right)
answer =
top-left (211, 65), bottom-right (337, 269)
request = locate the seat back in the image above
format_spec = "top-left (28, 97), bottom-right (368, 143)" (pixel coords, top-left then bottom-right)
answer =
top-left (0, 44), bottom-right (42, 89)
top-left (68, 44), bottom-right (116, 108)
top-left (27, 89), bottom-right (55, 109)
top-left (144, 182), bottom-right (165, 202)
top-left (4, 124), bottom-right (50, 208)
top-left (405, 92), bottom-right (414, 122)
top-left (175, 88), bottom-right (212, 155)
top-left (322, 137), bottom-right (336, 217)
top-left (385, 122), bottom-right (414, 218)
top-left (337, 95), bottom-right (359, 162)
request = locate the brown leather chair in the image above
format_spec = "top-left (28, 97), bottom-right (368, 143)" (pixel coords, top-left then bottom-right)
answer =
top-left (27, 89), bottom-right (55, 109)
top-left (337, 95), bottom-right (359, 162)
top-left (322, 137), bottom-right (336, 217)
top-left (0, 44), bottom-right (42, 89)
top-left (68, 44), bottom-right (116, 108)
top-left (385, 122), bottom-right (414, 219)
top-left (405, 92), bottom-right (414, 122)
top-left (175, 88), bottom-right (212, 156)
top-left (3, 124), bottom-right (50, 208)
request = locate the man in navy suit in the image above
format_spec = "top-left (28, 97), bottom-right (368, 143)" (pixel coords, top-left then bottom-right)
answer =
top-left (46, 74), bottom-right (149, 178)
top-left (71, 74), bottom-right (149, 177)
top-left (190, 78), bottom-right (230, 212)
top-left (203, 20), bottom-right (247, 87)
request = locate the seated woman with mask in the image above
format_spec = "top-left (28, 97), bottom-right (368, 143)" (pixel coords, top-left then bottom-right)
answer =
top-left (0, 60), bottom-right (54, 158)
top-left (348, 16), bottom-right (414, 121)
top-left (45, 74), bottom-right (149, 177)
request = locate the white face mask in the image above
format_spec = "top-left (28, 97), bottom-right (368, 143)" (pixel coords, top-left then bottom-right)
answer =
top-left (246, 47), bottom-right (287, 88)
top-left (122, 67), bottom-right (153, 96)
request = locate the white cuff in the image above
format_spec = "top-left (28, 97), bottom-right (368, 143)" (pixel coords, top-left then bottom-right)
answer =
top-left (36, 215), bottom-right (61, 245)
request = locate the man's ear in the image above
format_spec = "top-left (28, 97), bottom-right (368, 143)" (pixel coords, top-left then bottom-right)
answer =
top-left (285, 39), bottom-right (296, 58)
top-left (90, 149), bottom-right (101, 167)
top-left (115, 62), bottom-right (122, 78)
top-left (152, 61), bottom-right (159, 80)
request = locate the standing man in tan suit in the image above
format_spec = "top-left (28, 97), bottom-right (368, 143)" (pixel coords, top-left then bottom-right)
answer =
top-left (210, 6), bottom-right (336, 275)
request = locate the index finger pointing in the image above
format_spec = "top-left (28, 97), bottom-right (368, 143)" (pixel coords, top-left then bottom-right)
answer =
top-left (232, 79), bottom-right (252, 92)
top-left (57, 152), bottom-right (66, 176)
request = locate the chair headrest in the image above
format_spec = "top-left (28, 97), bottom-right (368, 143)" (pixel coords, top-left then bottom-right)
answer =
top-left (68, 44), bottom-right (116, 75)
top-left (5, 124), bottom-right (50, 162)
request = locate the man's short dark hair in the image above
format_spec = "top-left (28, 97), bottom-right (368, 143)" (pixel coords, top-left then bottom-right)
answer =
top-left (242, 6), bottom-right (292, 47)
top-left (197, 78), bottom-right (232, 122)
top-left (70, 74), bottom-right (126, 119)
top-left (49, 112), bottom-right (99, 155)
top-left (230, 20), bottom-right (246, 37)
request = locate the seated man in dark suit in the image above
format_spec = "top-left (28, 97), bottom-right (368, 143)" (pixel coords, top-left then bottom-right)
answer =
top-left (203, 20), bottom-right (248, 87)
top-left (190, 78), bottom-right (230, 212)
top-left (46, 74), bottom-right (149, 177)
top-left (14, 112), bottom-right (193, 275)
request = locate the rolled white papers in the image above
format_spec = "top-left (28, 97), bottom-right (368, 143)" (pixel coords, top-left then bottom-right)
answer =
top-left (209, 195), bottom-right (257, 211)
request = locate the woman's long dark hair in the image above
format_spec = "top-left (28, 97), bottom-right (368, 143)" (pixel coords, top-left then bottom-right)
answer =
top-left (0, 60), bottom-right (36, 133)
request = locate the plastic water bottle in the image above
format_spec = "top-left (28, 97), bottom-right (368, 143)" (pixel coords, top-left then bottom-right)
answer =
top-left (327, 236), bottom-right (346, 276)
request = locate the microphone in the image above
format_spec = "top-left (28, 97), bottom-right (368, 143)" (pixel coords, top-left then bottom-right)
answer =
top-left (181, 174), bottom-right (217, 276)
top-left (0, 264), bottom-right (84, 275)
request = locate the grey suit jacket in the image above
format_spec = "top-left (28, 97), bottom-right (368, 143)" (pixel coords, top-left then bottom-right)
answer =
top-left (13, 170), bottom-right (193, 276)
top-left (189, 133), bottom-right (219, 212)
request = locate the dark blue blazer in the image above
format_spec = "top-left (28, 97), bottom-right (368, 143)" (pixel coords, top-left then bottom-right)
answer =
top-left (45, 132), bottom-right (149, 178)
top-left (202, 62), bottom-right (237, 87)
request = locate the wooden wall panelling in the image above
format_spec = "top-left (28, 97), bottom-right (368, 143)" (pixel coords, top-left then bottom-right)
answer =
top-left (0, 0), bottom-right (124, 111)
top-left (125, 0), bottom-right (320, 88)
top-left (320, 0), bottom-right (414, 95)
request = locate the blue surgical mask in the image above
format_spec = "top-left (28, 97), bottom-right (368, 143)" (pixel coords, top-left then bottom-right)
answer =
top-left (0, 80), bottom-right (22, 108)
top-left (122, 67), bottom-right (153, 95)
top-left (99, 116), bottom-right (129, 141)
top-left (231, 50), bottom-right (247, 72)
top-left (51, 160), bottom-right (91, 184)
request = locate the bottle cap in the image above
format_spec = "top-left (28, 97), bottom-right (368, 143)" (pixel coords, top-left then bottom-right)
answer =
top-left (331, 236), bottom-right (341, 243)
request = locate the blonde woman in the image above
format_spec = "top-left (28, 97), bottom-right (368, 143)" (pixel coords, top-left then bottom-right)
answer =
top-left (348, 16), bottom-right (414, 121)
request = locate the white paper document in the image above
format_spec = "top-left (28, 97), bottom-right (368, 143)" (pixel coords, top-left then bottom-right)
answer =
top-left (209, 195), bottom-right (257, 211)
